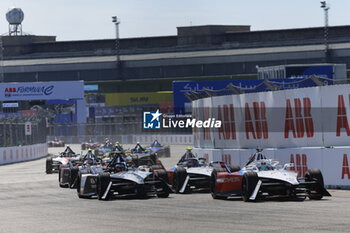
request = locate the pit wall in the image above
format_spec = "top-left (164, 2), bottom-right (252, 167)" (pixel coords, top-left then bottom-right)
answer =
top-left (0, 143), bottom-right (48, 165)
top-left (193, 147), bottom-right (350, 188)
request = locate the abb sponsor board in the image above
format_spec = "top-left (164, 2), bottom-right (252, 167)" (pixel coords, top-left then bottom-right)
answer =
top-left (0, 143), bottom-right (48, 165)
top-left (193, 147), bottom-right (350, 187)
top-left (193, 84), bottom-right (350, 149)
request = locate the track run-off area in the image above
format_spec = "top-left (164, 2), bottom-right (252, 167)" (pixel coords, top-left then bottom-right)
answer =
top-left (0, 144), bottom-right (349, 233)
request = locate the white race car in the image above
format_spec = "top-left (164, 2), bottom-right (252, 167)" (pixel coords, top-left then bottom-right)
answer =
top-left (211, 150), bottom-right (331, 201)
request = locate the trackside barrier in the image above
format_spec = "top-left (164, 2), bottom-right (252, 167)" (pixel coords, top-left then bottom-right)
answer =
top-left (132, 134), bottom-right (193, 145)
top-left (0, 143), bottom-right (48, 165)
top-left (47, 134), bottom-right (193, 146)
top-left (193, 147), bottom-right (350, 188)
top-left (192, 84), bottom-right (350, 149)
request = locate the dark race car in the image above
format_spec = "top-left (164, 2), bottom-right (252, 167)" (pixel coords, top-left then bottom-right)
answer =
top-left (79, 150), bottom-right (169, 200)
top-left (94, 141), bottom-right (114, 157)
top-left (48, 137), bottom-right (65, 147)
top-left (167, 147), bottom-right (239, 194)
top-left (58, 148), bottom-right (99, 188)
top-left (46, 146), bottom-right (81, 174)
top-left (146, 140), bottom-right (170, 158)
top-left (210, 150), bottom-right (331, 202)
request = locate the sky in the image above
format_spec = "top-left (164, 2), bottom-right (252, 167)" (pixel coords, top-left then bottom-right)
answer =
top-left (0, 0), bottom-right (349, 41)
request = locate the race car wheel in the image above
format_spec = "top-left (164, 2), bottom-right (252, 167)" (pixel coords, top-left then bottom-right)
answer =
top-left (173, 167), bottom-right (188, 193)
top-left (46, 158), bottom-right (53, 174)
top-left (59, 165), bottom-right (69, 188)
top-left (77, 170), bottom-right (89, 198)
top-left (69, 167), bottom-right (79, 189)
top-left (96, 173), bottom-right (111, 200)
top-left (229, 165), bottom-right (241, 173)
top-left (150, 165), bottom-right (163, 172)
top-left (210, 168), bottom-right (226, 200)
top-left (155, 170), bottom-right (170, 198)
top-left (241, 172), bottom-right (258, 202)
top-left (81, 144), bottom-right (86, 150)
top-left (305, 169), bottom-right (324, 200)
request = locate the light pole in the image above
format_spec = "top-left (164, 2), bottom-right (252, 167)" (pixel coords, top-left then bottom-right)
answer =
top-left (320, 1), bottom-right (330, 62)
top-left (0, 35), bottom-right (4, 82)
top-left (112, 16), bottom-right (120, 65)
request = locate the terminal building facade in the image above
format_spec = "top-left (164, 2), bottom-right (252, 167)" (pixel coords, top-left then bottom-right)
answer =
top-left (1, 24), bottom-right (350, 130)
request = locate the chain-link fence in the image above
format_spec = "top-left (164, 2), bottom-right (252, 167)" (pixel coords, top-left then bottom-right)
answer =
top-left (0, 114), bottom-right (47, 147)
top-left (47, 120), bottom-right (192, 144)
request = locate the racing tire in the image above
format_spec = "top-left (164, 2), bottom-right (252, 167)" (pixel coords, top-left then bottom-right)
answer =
top-left (46, 158), bottom-right (53, 174)
top-left (81, 144), bottom-right (86, 150)
top-left (96, 173), bottom-right (111, 200)
top-left (59, 165), bottom-right (69, 188)
top-left (241, 172), bottom-right (259, 202)
top-left (76, 170), bottom-right (89, 198)
top-left (229, 165), bottom-right (241, 173)
top-left (210, 168), bottom-right (226, 200)
top-left (305, 169), bottom-right (324, 200)
top-left (69, 167), bottom-right (79, 189)
top-left (150, 165), bottom-right (163, 172)
top-left (155, 170), bottom-right (170, 198)
top-left (173, 167), bottom-right (188, 194)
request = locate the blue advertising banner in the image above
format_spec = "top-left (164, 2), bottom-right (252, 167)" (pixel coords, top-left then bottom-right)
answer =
top-left (172, 77), bottom-right (333, 114)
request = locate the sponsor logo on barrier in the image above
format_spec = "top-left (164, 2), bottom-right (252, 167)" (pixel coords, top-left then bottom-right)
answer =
top-left (336, 95), bottom-right (350, 136)
top-left (245, 102), bottom-right (268, 140)
top-left (285, 98), bottom-right (314, 139)
top-left (222, 154), bottom-right (231, 165)
top-left (290, 154), bottom-right (308, 177)
top-left (217, 104), bottom-right (236, 140)
top-left (342, 154), bottom-right (350, 179)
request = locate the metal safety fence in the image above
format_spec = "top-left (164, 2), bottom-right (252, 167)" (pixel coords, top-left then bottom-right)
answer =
top-left (47, 121), bottom-right (192, 144)
top-left (0, 116), bottom-right (47, 147)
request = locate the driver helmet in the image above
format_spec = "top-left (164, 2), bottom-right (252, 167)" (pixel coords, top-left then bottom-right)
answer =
top-left (115, 163), bottom-right (126, 172)
top-left (88, 148), bottom-right (92, 152)
top-left (259, 161), bottom-right (268, 170)
top-left (187, 159), bottom-right (199, 168)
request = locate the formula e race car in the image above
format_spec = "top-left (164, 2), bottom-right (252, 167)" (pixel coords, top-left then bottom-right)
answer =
top-left (94, 141), bottom-right (114, 157)
top-left (167, 147), bottom-right (240, 194)
top-left (210, 150), bottom-right (331, 202)
top-left (77, 151), bottom-right (169, 200)
top-left (81, 138), bottom-right (100, 150)
top-left (146, 140), bottom-right (170, 158)
top-left (46, 146), bottom-right (81, 174)
top-left (47, 137), bottom-right (65, 147)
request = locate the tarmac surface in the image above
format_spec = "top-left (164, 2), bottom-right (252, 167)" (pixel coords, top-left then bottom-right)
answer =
top-left (0, 144), bottom-right (348, 233)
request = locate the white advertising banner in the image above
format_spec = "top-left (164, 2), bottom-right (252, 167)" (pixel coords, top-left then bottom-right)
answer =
top-left (193, 84), bottom-right (350, 149)
top-left (277, 87), bottom-right (323, 148)
top-left (0, 143), bottom-right (48, 165)
top-left (238, 91), bottom-right (275, 149)
top-left (321, 85), bottom-right (350, 147)
top-left (0, 81), bottom-right (84, 101)
top-left (211, 95), bottom-right (241, 149)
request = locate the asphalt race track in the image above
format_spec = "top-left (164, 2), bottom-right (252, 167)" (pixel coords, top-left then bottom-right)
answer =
top-left (0, 144), bottom-right (349, 233)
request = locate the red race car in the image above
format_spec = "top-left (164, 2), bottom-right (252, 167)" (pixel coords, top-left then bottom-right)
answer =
top-left (211, 150), bottom-right (331, 202)
top-left (48, 137), bottom-right (65, 147)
